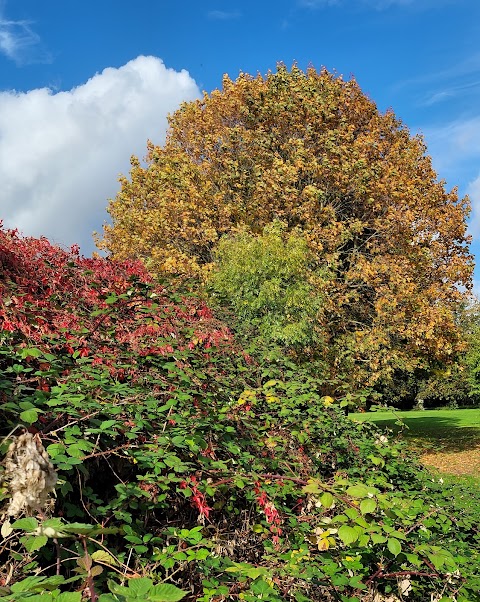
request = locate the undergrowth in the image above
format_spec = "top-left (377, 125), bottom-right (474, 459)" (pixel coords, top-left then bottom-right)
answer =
top-left (0, 225), bottom-right (478, 601)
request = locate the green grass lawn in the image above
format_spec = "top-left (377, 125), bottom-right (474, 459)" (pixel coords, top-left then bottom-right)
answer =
top-left (351, 407), bottom-right (480, 485)
top-left (351, 407), bottom-right (480, 453)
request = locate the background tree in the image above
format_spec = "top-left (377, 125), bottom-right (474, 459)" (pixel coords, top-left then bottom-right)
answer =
top-left (461, 299), bottom-right (480, 400)
top-left (98, 64), bottom-right (473, 390)
top-left (378, 364), bottom-right (474, 410)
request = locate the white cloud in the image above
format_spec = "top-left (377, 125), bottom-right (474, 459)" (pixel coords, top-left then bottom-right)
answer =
top-left (468, 172), bottom-right (480, 298)
top-left (298, 0), bottom-right (340, 7)
top-left (421, 118), bottom-right (480, 294)
top-left (208, 10), bottom-right (241, 19)
top-left (420, 79), bottom-right (480, 107)
top-left (0, 0), bottom-right (49, 65)
top-left (366, 0), bottom-right (413, 7)
top-left (420, 117), bottom-right (480, 178)
top-left (298, 0), bottom-right (446, 9)
top-left (0, 18), bottom-right (41, 64)
top-left (467, 173), bottom-right (480, 235)
top-left (393, 53), bottom-right (480, 112)
top-left (0, 56), bottom-right (201, 254)
top-left (418, 116), bottom-right (480, 296)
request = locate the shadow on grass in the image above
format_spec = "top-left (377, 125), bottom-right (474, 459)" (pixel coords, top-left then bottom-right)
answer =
top-left (371, 415), bottom-right (480, 453)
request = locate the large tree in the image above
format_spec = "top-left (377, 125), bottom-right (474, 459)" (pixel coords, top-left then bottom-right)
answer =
top-left (98, 64), bottom-right (472, 387)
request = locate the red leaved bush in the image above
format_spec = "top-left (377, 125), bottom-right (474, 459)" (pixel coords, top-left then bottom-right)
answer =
top-left (0, 222), bottom-right (233, 362)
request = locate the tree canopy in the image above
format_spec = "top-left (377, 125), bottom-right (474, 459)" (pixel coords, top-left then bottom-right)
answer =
top-left (98, 64), bottom-right (473, 388)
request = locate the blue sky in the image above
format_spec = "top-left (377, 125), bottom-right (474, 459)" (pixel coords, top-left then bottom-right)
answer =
top-left (1, 0), bottom-right (480, 286)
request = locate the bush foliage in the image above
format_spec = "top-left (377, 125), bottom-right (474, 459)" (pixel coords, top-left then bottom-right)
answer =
top-left (0, 225), bottom-right (478, 601)
top-left (209, 220), bottom-right (328, 352)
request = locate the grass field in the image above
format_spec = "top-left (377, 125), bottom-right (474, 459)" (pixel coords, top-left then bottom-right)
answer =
top-left (351, 408), bottom-right (480, 478)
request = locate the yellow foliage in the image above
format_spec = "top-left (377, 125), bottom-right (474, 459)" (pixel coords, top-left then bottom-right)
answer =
top-left (98, 64), bottom-right (472, 387)
top-left (322, 396), bottom-right (335, 407)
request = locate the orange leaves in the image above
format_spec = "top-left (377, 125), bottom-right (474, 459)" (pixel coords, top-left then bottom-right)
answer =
top-left (98, 63), bottom-right (472, 388)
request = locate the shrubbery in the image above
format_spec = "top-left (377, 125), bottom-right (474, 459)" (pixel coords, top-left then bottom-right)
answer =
top-left (0, 226), bottom-right (478, 601)
top-left (209, 220), bottom-right (328, 352)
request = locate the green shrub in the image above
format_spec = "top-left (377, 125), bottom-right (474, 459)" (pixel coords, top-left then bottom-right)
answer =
top-left (0, 229), bottom-right (478, 601)
top-left (209, 220), bottom-right (330, 352)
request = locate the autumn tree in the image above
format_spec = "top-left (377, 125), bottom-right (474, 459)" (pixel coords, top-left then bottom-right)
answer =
top-left (98, 64), bottom-right (473, 388)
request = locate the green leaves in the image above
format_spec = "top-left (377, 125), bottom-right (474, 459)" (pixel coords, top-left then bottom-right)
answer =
top-left (108, 578), bottom-right (187, 602)
top-left (22, 535), bottom-right (48, 553)
top-left (209, 220), bottom-right (329, 352)
top-left (346, 485), bottom-right (369, 498)
top-left (12, 517), bottom-right (119, 540)
top-left (302, 479), bottom-right (323, 494)
top-left (320, 492), bottom-right (335, 508)
top-left (4, 576), bottom-right (83, 600)
top-left (91, 550), bottom-right (119, 566)
top-left (225, 563), bottom-right (271, 580)
top-left (0, 223), bottom-right (477, 602)
top-left (19, 407), bottom-right (39, 424)
top-left (338, 525), bottom-right (359, 545)
top-left (11, 517), bottom-right (39, 531)
top-left (387, 537), bottom-right (402, 557)
top-left (359, 498), bottom-right (377, 515)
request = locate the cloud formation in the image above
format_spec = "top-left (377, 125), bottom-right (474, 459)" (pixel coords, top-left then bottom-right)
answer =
top-left (394, 53), bottom-right (480, 110)
top-left (0, 56), bottom-right (201, 254)
top-left (422, 117), bottom-right (480, 175)
top-left (298, 0), bottom-right (442, 9)
top-left (420, 116), bottom-right (480, 258)
top-left (0, 1), bottom-right (49, 65)
top-left (422, 117), bottom-right (480, 178)
top-left (207, 10), bottom-right (241, 20)
top-left (468, 175), bottom-right (480, 228)
top-left (298, 0), bottom-right (340, 7)
top-left (0, 18), bottom-right (41, 64)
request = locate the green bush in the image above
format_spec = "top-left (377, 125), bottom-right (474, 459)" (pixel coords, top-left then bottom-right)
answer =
top-left (209, 220), bottom-right (330, 352)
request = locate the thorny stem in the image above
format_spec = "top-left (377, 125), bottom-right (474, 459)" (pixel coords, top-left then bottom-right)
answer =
top-left (80, 443), bottom-right (136, 461)
top-left (82, 537), bottom-right (98, 602)
top-left (380, 570), bottom-right (437, 578)
top-left (54, 538), bottom-right (61, 575)
top-left (211, 472), bottom-right (362, 510)
top-left (0, 424), bottom-right (23, 447)
top-left (211, 470), bottom-right (455, 591)
top-left (161, 406), bottom-right (174, 433)
top-left (36, 554), bottom-right (80, 576)
top-left (86, 537), bottom-right (135, 577)
top-left (77, 471), bottom-right (97, 524)
top-left (45, 392), bottom-right (170, 436)
top-left (124, 547), bottom-right (134, 580)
